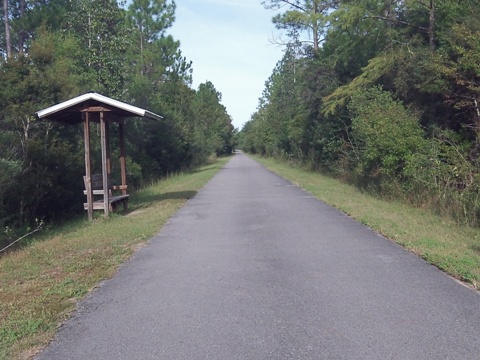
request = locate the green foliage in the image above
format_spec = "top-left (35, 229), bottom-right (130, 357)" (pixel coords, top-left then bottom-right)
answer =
top-left (245, 0), bottom-right (480, 227)
top-left (65, 0), bottom-right (129, 96)
top-left (0, 27), bottom-right (89, 229)
top-left (262, 0), bottom-right (339, 50)
top-left (127, 0), bottom-right (176, 43)
top-left (419, 18), bottom-right (480, 141)
top-left (402, 131), bottom-right (480, 225)
top-left (323, 52), bottom-right (397, 115)
top-left (0, 158), bottom-right (21, 188)
top-left (126, 0), bottom-right (177, 77)
top-left (194, 81), bottom-right (235, 156)
top-left (0, 1), bottom-right (234, 245)
top-left (253, 154), bottom-right (480, 289)
top-left (0, 158), bottom-right (230, 359)
top-left (348, 87), bottom-right (425, 178)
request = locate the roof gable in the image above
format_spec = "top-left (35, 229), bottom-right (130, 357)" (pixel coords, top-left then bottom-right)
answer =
top-left (36, 92), bottom-right (162, 124)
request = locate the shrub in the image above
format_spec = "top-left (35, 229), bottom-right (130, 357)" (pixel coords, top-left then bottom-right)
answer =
top-left (348, 87), bottom-right (426, 180)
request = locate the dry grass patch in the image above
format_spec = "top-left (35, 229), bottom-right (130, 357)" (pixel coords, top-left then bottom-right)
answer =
top-left (0, 157), bottom-right (230, 360)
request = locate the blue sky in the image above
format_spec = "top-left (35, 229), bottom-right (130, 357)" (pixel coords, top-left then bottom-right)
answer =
top-left (169, 0), bottom-right (284, 129)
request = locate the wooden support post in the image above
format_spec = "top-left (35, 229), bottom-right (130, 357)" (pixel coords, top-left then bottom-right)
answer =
top-left (100, 111), bottom-right (109, 217)
top-left (119, 120), bottom-right (127, 196)
top-left (106, 116), bottom-right (111, 176)
top-left (84, 112), bottom-right (93, 221)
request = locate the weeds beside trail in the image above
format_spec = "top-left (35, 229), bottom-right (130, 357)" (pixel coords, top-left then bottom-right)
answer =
top-left (0, 158), bottom-right (230, 360)
top-left (252, 155), bottom-right (480, 291)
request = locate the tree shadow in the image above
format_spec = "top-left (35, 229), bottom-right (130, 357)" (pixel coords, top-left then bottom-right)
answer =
top-left (130, 190), bottom-right (198, 210)
top-left (190, 164), bottom-right (219, 174)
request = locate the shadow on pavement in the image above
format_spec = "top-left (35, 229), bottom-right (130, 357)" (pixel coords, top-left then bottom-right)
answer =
top-left (131, 191), bottom-right (197, 210)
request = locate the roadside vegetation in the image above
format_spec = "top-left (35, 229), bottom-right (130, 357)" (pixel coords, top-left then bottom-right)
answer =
top-left (253, 155), bottom-right (480, 291)
top-left (241, 1), bottom-right (480, 228)
top-left (1, 0), bottom-right (236, 250)
top-left (239, 1), bottom-right (480, 288)
top-left (0, 157), bottom-right (230, 360)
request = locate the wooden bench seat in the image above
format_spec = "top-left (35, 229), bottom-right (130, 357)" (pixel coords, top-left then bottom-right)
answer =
top-left (84, 174), bottom-right (129, 212)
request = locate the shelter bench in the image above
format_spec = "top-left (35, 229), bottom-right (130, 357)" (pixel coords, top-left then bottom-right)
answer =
top-left (83, 174), bottom-right (129, 212)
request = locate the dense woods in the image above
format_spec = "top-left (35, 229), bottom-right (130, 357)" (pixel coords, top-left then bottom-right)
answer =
top-left (240, 0), bottom-right (480, 226)
top-left (0, 0), bottom-right (235, 245)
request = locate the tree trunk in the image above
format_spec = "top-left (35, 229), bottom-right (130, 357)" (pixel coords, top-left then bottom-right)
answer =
top-left (3, 0), bottom-right (11, 59)
top-left (313, 0), bottom-right (319, 51)
top-left (18, 0), bottom-right (26, 56)
top-left (140, 23), bottom-right (144, 75)
top-left (428, 0), bottom-right (435, 50)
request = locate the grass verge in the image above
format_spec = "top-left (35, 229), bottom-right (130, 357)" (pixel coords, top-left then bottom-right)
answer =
top-left (252, 155), bottom-right (480, 291)
top-left (0, 157), bottom-right (231, 360)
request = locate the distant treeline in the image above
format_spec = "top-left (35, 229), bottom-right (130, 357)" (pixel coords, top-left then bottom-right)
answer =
top-left (0, 0), bottom-right (235, 243)
top-left (240, 0), bottom-right (480, 226)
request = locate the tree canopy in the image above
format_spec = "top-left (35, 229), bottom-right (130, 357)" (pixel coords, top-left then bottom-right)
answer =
top-left (240, 0), bottom-right (480, 226)
top-left (0, 0), bottom-right (235, 245)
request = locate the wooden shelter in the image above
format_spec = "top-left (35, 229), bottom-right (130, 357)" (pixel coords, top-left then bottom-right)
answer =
top-left (36, 92), bottom-right (162, 220)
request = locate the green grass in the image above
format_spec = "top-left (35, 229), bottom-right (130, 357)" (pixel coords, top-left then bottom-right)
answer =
top-left (252, 155), bottom-right (480, 290)
top-left (0, 157), bottom-right (230, 360)
top-left (2, 154), bottom-right (479, 358)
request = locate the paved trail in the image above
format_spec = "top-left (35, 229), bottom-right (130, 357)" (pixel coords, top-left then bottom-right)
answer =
top-left (37, 154), bottom-right (480, 360)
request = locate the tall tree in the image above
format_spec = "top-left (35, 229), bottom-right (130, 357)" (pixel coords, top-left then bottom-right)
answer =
top-left (127, 0), bottom-right (175, 75)
top-left (262, 0), bottom-right (339, 51)
top-left (194, 81), bottom-right (234, 156)
top-left (66, 0), bottom-right (128, 96)
top-left (2, 0), bottom-right (71, 59)
top-left (3, 0), bottom-right (11, 58)
top-left (0, 29), bottom-right (85, 226)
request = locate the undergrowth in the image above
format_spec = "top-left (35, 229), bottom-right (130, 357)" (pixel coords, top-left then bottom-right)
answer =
top-left (0, 157), bottom-right (230, 360)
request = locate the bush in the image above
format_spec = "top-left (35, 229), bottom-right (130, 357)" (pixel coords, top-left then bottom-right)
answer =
top-left (348, 87), bottom-right (425, 181)
top-left (403, 131), bottom-right (480, 225)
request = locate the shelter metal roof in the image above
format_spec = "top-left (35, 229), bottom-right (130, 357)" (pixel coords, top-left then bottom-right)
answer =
top-left (36, 92), bottom-right (163, 124)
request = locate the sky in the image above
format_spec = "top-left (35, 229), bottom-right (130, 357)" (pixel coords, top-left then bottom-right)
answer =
top-left (168, 0), bottom-right (284, 130)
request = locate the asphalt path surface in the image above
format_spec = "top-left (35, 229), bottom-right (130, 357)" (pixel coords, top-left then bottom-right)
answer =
top-left (37, 154), bottom-right (480, 360)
